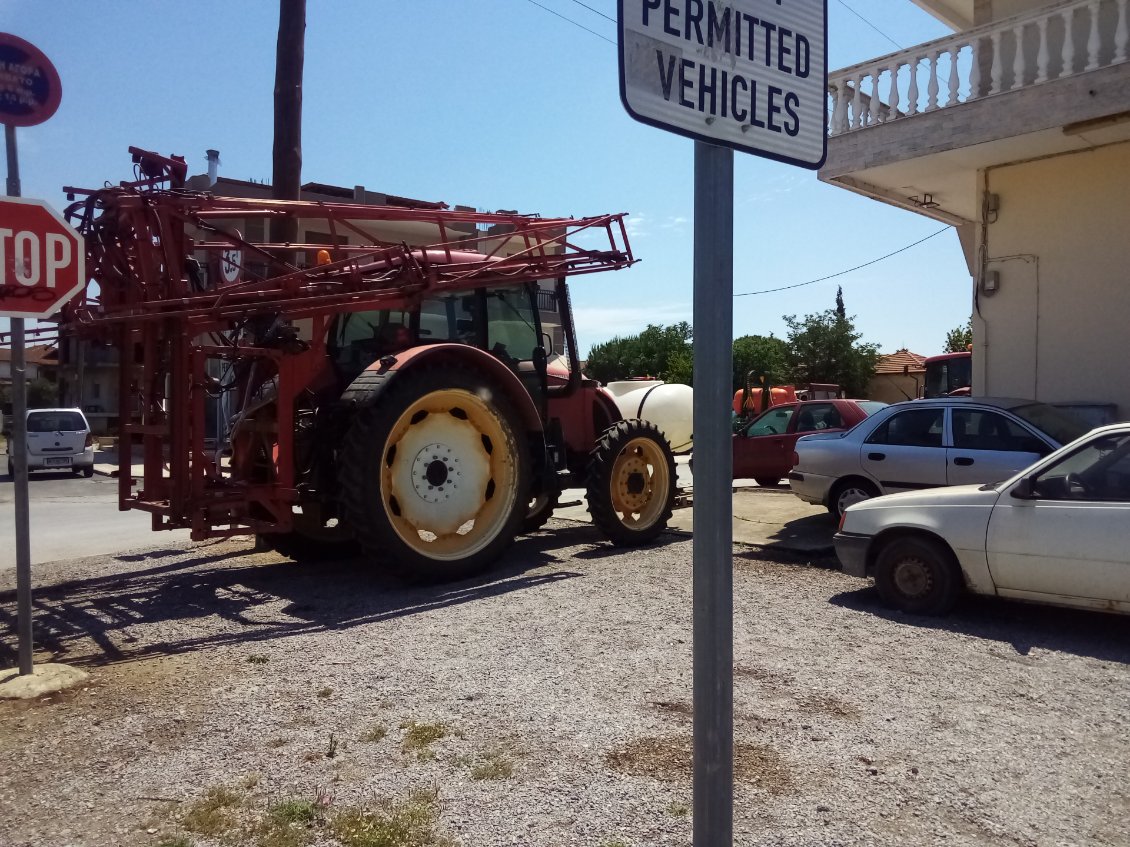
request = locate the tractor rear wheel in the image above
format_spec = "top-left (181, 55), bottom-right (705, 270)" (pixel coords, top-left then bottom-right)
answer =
top-left (338, 365), bottom-right (529, 582)
top-left (586, 420), bottom-right (676, 546)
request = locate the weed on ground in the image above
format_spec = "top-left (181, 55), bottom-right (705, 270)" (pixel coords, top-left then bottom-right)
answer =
top-left (399, 720), bottom-right (448, 759)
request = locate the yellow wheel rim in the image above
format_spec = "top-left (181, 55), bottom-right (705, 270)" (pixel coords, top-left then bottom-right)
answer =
top-left (380, 387), bottom-right (519, 560)
top-left (607, 436), bottom-right (670, 529)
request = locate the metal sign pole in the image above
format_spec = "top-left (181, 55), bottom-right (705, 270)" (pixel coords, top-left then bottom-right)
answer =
top-left (692, 139), bottom-right (734, 846)
top-left (5, 121), bottom-right (33, 676)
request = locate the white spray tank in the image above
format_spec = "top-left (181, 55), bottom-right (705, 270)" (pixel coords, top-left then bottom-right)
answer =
top-left (603, 380), bottom-right (694, 453)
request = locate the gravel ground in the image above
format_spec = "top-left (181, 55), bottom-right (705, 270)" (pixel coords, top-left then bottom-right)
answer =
top-left (1, 522), bottom-right (1128, 847)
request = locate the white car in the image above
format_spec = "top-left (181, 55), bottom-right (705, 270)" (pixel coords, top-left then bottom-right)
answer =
top-left (7, 408), bottom-right (95, 478)
top-left (834, 423), bottom-right (1130, 616)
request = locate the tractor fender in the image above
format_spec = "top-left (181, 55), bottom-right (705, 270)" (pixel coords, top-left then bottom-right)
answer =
top-left (339, 343), bottom-right (544, 433)
top-left (593, 386), bottom-right (623, 427)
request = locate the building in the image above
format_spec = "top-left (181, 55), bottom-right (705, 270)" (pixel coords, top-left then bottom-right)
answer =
top-left (870, 349), bottom-right (927, 403)
top-left (0, 343), bottom-right (57, 387)
top-left (821, 0), bottom-right (1130, 421)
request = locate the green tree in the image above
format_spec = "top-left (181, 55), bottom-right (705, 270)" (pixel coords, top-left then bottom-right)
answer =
top-left (27, 379), bottom-right (60, 407)
top-left (944, 318), bottom-right (973, 353)
top-left (731, 334), bottom-right (789, 394)
top-left (584, 322), bottom-right (693, 384)
top-left (783, 307), bottom-right (879, 398)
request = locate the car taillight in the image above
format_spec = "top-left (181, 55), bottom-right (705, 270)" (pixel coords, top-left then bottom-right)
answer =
top-left (84, 433), bottom-right (93, 448)
top-left (791, 451), bottom-right (799, 467)
top-left (837, 513), bottom-right (846, 532)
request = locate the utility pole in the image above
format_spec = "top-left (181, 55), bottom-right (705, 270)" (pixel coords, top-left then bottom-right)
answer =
top-left (272, 0), bottom-right (305, 252)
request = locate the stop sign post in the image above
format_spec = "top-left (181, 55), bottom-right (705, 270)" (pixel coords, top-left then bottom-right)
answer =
top-left (0, 33), bottom-right (72, 679)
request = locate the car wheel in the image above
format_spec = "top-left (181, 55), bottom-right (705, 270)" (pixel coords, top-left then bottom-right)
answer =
top-left (829, 478), bottom-right (879, 521)
top-left (82, 466), bottom-right (94, 478)
top-left (754, 477), bottom-right (781, 488)
top-left (874, 536), bottom-right (960, 616)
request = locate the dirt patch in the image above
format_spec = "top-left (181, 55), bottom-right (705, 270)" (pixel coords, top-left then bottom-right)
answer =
top-left (605, 735), bottom-right (795, 794)
top-left (798, 692), bottom-right (861, 720)
top-left (733, 663), bottom-right (794, 686)
top-left (650, 700), bottom-right (693, 719)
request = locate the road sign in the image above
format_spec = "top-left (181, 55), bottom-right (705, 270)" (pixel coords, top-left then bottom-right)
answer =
top-left (618, 0), bottom-right (828, 168)
top-left (0, 33), bottom-right (62, 128)
top-left (0, 196), bottom-right (85, 318)
top-left (219, 247), bottom-right (242, 284)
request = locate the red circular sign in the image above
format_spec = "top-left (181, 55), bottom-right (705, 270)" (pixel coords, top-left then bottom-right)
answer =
top-left (0, 197), bottom-right (85, 319)
top-left (0, 33), bottom-right (61, 127)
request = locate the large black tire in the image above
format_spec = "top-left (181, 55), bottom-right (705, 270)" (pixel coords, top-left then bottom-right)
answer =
top-left (522, 490), bottom-right (560, 534)
top-left (755, 477), bottom-right (781, 488)
top-left (874, 535), bottom-right (961, 616)
top-left (828, 477), bottom-right (880, 522)
top-left (586, 420), bottom-right (677, 546)
top-left (338, 365), bottom-right (529, 583)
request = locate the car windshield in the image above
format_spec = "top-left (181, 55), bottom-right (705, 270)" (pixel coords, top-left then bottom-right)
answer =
top-left (857, 401), bottom-right (888, 416)
top-left (1009, 402), bottom-right (1089, 445)
top-left (27, 411), bottom-right (86, 432)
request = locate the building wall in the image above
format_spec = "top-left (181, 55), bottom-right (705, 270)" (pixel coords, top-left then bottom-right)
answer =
top-left (975, 140), bottom-right (1130, 420)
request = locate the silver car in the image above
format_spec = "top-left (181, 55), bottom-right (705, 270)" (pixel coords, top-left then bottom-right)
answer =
top-left (789, 397), bottom-right (1089, 519)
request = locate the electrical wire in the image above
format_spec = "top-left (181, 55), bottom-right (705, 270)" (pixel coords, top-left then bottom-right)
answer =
top-left (834, 0), bottom-right (902, 50)
top-left (733, 226), bottom-right (951, 297)
top-left (565, 0), bottom-right (616, 23)
top-left (524, 0), bottom-right (616, 44)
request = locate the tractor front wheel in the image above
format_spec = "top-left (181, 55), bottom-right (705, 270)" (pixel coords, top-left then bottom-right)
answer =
top-left (586, 420), bottom-right (676, 546)
top-left (338, 365), bottom-right (529, 582)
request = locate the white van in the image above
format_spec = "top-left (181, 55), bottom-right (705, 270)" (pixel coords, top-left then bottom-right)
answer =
top-left (7, 408), bottom-right (95, 478)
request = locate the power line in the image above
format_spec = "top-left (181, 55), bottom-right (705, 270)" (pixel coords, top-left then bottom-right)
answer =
top-left (733, 226), bottom-right (951, 297)
top-left (834, 0), bottom-right (903, 50)
top-left (565, 0), bottom-right (616, 23)
top-left (524, 0), bottom-right (616, 45)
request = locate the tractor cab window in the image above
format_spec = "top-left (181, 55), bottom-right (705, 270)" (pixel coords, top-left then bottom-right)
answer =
top-left (417, 285), bottom-right (541, 370)
top-left (329, 309), bottom-right (412, 379)
top-left (486, 285), bottom-right (540, 368)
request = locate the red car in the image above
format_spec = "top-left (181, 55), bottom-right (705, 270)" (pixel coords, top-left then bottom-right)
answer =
top-left (733, 399), bottom-right (887, 485)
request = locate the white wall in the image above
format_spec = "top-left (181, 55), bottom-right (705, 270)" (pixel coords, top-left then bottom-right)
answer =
top-left (975, 140), bottom-right (1130, 419)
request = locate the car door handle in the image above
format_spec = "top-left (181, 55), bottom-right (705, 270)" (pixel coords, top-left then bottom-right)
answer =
top-left (867, 452), bottom-right (886, 461)
top-left (953, 457), bottom-right (974, 466)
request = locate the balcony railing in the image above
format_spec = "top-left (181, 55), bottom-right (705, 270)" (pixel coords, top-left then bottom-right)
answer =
top-left (828, 0), bottom-right (1129, 137)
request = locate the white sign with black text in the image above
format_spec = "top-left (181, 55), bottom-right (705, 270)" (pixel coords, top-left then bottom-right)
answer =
top-left (618, 0), bottom-right (827, 167)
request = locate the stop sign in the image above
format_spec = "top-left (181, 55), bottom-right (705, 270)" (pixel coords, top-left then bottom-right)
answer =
top-left (0, 196), bottom-right (85, 319)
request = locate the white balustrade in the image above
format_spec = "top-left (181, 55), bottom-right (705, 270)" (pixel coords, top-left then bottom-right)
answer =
top-left (827, 0), bottom-right (1127, 137)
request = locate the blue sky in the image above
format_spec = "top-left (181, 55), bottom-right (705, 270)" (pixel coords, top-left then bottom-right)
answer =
top-left (1, 0), bottom-right (967, 357)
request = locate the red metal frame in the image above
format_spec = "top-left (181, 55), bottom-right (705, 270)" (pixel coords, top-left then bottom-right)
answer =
top-left (56, 148), bottom-right (636, 539)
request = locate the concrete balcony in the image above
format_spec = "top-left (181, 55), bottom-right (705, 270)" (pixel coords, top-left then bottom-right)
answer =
top-left (821, 0), bottom-right (1130, 227)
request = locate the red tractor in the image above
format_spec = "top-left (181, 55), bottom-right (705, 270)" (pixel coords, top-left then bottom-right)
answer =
top-left (59, 148), bottom-right (677, 582)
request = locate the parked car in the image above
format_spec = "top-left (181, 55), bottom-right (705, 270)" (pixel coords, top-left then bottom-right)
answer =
top-left (789, 397), bottom-right (1089, 519)
top-left (834, 423), bottom-right (1130, 616)
top-left (733, 399), bottom-right (887, 486)
top-left (7, 408), bottom-right (95, 478)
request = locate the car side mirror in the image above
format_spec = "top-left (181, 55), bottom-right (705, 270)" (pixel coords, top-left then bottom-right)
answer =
top-left (1010, 476), bottom-right (1036, 500)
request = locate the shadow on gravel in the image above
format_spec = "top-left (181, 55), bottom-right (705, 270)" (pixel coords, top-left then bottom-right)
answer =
top-left (830, 586), bottom-right (1130, 664)
top-left (0, 523), bottom-right (616, 669)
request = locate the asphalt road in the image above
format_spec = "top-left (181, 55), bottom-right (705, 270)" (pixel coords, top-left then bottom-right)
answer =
top-left (0, 469), bottom-right (192, 571)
